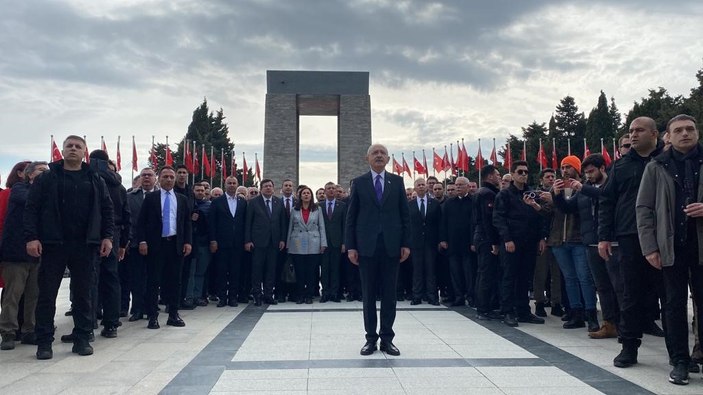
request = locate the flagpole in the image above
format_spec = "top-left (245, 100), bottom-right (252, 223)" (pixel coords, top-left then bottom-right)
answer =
top-left (220, 148), bottom-right (224, 188)
top-left (522, 140), bottom-right (527, 162)
top-left (443, 145), bottom-right (448, 182)
top-left (412, 151), bottom-right (416, 180)
top-left (432, 148), bottom-right (436, 176)
top-left (612, 137), bottom-right (617, 160)
top-left (210, 146), bottom-right (214, 186)
top-left (193, 140), bottom-right (197, 183)
top-left (50, 135), bottom-right (54, 161)
top-left (131, 136), bottom-right (135, 182)
top-left (83, 135), bottom-right (88, 163)
top-left (200, 144), bottom-right (204, 179)
top-left (539, 139), bottom-right (543, 172)
top-left (117, 135), bottom-right (121, 172)
top-left (567, 139), bottom-right (571, 156)
top-left (478, 138), bottom-right (482, 185)
top-left (449, 142), bottom-right (454, 181)
top-left (583, 138), bottom-right (587, 158)
top-left (151, 135), bottom-right (155, 168)
top-left (492, 137), bottom-right (496, 164)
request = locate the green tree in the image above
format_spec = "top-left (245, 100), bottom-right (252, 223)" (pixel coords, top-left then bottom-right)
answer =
top-left (609, 96), bottom-right (622, 135)
top-left (682, 67), bottom-right (703, 128)
top-left (622, 87), bottom-right (684, 132)
top-left (549, 96), bottom-right (587, 159)
top-left (585, 91), bottom-right (614, 152)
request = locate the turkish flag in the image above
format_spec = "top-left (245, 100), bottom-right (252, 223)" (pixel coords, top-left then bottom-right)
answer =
top-left (242, 154), bottom-right (248, 184)
top-left (202, 147), bottom-right (211, 177)
top-left (221, 154), bottom-right (227, 180)
top-left (185, 143), bottom-right (193, 173)
top-left (475, 146), bottom-right (484, 169)
top-left (393, 157), bottom-right (403, 175)
top-left (413, 155), bottom-right (426, 175)
top-left (602, 144), bottom-right (612, 167)
top-left (460, 142), bottom-right (470, 172)
top-left (51, 139), bottom-right (63, 162)
top-left (490, 146), bottom-right (498, 166)
top-left (583, 142), bottom-right (591, 161)
top-left (433, 151), bottom-right (444, 173)
top-left (150, 146), bottom-right (158, 169)
top-left (116, 139), bottom-right (122, 171)
top-left (551, 143), bottom-right (558, 170)
top-left (165, 145), bottom-right (173, 166)
top-left (402, 157), bottom-right (411, 178)
top-left (255, 156), bottom-right (261, 181)
top-left (537, 144), bottom-right (548, 168)
top-left (132, 138), bottom-right (138, 172)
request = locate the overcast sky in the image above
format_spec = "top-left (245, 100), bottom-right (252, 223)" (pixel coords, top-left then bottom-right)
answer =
top-left (1, 0), bottom-right (702, 188)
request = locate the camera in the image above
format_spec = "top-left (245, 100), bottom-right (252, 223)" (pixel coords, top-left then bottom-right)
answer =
top-left (523, 191), bottom-right (537, 200)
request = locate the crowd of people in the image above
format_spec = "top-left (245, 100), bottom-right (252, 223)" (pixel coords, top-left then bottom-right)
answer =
top-left (0, 114), bottom-right (701, 387)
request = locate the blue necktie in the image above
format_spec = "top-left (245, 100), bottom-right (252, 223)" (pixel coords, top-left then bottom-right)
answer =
top-left (374, 175), bottom-right (383, 203)
top-left (266, 199), bottom-right (272, 217)
top-left (162, 191), bottom-right (171, 237)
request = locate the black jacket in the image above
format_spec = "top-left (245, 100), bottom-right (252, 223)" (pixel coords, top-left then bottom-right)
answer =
top-left (209, 194), bottom-right (247, 249)
top-left (493, 182), bottom-right (544, 245)
top-left (408, 195), bottom-right (441, 250)
top-left (0, 182), bottom-right (37, 262)
top-left (598, 141), bottom-right (664, 241)
top-left (92, 159), bottom-right (130, 248)
top-left (473, 182), bottom-right (500, 247)
top-left (319, 199), bottom-right (346, 248)
top-left (24, 161), bottom-right (114, 245)
top-left (245, 195), bottom-right (286, 248)
top-left (553, 183), bottom-right (603, 246)
top-left (137, 189), bottom-right (192, 255)
top-left (440, 194), bottom-right (473, 256)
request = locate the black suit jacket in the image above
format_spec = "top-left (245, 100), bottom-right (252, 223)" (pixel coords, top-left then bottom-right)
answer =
top-left (244, 195), bottom-right (286, 248)
top-left (440, 195), bottom-right (473, 256)
top-left (345, 171), bottom-right (410, 257)
top-left (137, 189), bottom-right (192, 255)
top-left (208, 194), bottom-right (247, 249)
top-left (319, 199), bottom-right (347, 248)
top-left (408, 196), bottom-right (441, 250)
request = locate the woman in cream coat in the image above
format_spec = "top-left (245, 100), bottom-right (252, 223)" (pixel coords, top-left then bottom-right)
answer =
top-left (287, 186), bottom-right (327, 304)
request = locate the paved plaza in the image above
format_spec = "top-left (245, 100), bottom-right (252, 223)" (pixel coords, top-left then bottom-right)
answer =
top-left (0, 279), bottom-right (698, 394)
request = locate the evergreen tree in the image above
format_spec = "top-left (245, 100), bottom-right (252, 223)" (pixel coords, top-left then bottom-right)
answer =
top-left (682, 67), bottom-right (703, 128)
top-left (585, 91), bottom-right (614, 152)
top-left (551, 96), bottom-right (586, 159)
top-left (623, 87), bottom-right (684, 132)
top-left (609, 96), bottom-right (622, 135)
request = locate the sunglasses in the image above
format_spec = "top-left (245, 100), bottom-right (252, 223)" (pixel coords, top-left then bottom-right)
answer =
top-left (622, 143), bottom-right (631, 148)
top-left (516, 170), bottom-right (528, 175)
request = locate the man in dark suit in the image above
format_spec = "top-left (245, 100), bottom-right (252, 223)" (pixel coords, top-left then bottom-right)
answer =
top-left (439, 176), bottom-right (475, 307)
top-left (319, 181), bottom-right (347, 303)
top-left (346, 144), bottom-right (410, 356)
top-left (209, 176), bottom-right (247, 307)
top-left (137, 166), bottom-right (192, 329)
top-left (125, 167), bottom-right (156, 322)
top-left (408, 177), bottom-right (441, 306)
top-left (276, 179), bottom-right (296, 302)
top-left (244, 178), bottom-right (286, 306)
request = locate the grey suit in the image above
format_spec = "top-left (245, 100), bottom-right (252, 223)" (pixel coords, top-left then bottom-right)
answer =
top-left (287, 207), bottom-right (327, 301)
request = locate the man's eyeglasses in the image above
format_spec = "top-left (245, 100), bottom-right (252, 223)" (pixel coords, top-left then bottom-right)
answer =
top-left (516, 170), bottom-right (528, 175)
top-left (249, 191), bottom-right (259, 195)
top-left (621, 143), bottom-right (631, 148)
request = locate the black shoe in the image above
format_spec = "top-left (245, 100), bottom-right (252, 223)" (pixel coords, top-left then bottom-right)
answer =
top-left (254, 295), bottom-right (263, 306)
top-left (346, 294), bottom-right (355, 302)
top-left (208, 295), bottom-right (219, 302)
top-left (518, 313), bottom-right (545, 324)
top-left (429, 300), bottom-right (440, 306)
top-left (551, 303), bottom-right (564, 317)
top-left (276, 296), bottom-right (286, 303)
top-left (410, 299), bottom-right (421, 305)
top-left (167, 315), bottom-right (186, 327)
top-left (488, 311), bottom-right (505, 320)
top-left (319, 295), bottom-right (328, 303)
top-left (36, 345), bottom-right (53, 360)
top-left (296, 298), bottom-right (304, 304)
top-left (61, 333), bottom-right (95, 343)
top-left (147, 317), bottom-right (160, 329)
top-left (450, 298), bottom-right (465, 307)
top-left (476, 313), bottom-right (490, 320)
top-left (100, 327), bottom-right (117, 338)
top-left (534, 302), bottom-right (547, 317)
top-left (65, 309), bottom-right (73, 316)
top-left (20, 332), bottom-right (37, 345)
top-left (669, 362), bottom-right (689, 385)
top-left (264, 297), bottom-right (278, 305)
top-left (689, 361), bottom-right (700, 373)
top-left (614, 339), bottom-right (640, 368)
top-left (380, 341), bottom-right (400, 356)
top-left (217, 299), bottom-right (227, 308)
top-left (396, 295), bottom-right (405, 302)
top-left (585, 309), bottom-right (600, 332)
top-left (181, 299), bottom-right (195, 310)
top-left (196, 298), bottom-right (209, 306)
top-left (305, 298), bottom-right (313, 304)
top-left (228, 299), bottom-right (238, 307)
top-left (360, 341), bottom-right (377, 355)
top-left (644, 321), bottom-right (665, 337)
top-left (503, 313), bottom-right (519, 327)
top-left (72, 342), bottom-right (93, 356)
top-left (1, 334), bottom-right (15, 350)
top-left (466, 298), bottom-right (476, 308)
top-left (119, 310), bottom-right (128, 318)
top-left (129, 313), bottom-right (143, 322)
top-left (332, 297), bottom-right (341, 303)
top-left (563, 309), bottom-right (585, 329)
top-left (237, 296), bottom-right (249, 304)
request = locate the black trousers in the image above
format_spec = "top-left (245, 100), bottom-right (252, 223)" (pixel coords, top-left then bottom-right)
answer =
top-left (436, 250), bottom-right (453, 300)
top-left (476, 243), bottom-right (500, 314)
top-left (664, 245), bottom-right (703, 364)
top-left (396, 256), bottom-right (413, 298)
top-left (251, 245), bottom-right (278, 298)
top-left (344, 254), bottom-right (361, 298)
top-left (359, 235), bottom-right (399, 343)
top-left (617, 235), bottom-right (666, 340)
top-left (126, 247), bottom-right (147, 315)
top-left (146, 239), bottom-right (183, 318)
top-left (411, 245), bottom-right (437, 302)
top-left (500, 240), bottom-right (537, 317)
top-left (179, 254), bottom-right (193, 301)
top-left (118, 250), bottom-right (130, 312)
top-left (215, 247), bottom-right (242, 301)
top-left (275, 250), bottom-right (294, 299)
top-left (587, 246), bottom-right (619, 323)
top-left (320, 246), bottom-right (342, 297)
top-left (239, 251), bottom-right (252, 301)
top-left (36, 242), bottom-right (97, 345)
top-left (449, 252), bottom-right (473, 301)
top-left (97, 242), bottom-right (121, 328)
top-left (292, 254), bottom-right (320, 299)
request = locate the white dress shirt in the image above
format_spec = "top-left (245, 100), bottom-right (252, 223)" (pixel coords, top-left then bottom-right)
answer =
top-left (371, 169), bottom-right (386, 193)
top-left (226, 193), bottom-right (238, 217)
top-left (161, 189), bottom-right (178, 237)
top-left (416, 195), bottom-right (427, 216)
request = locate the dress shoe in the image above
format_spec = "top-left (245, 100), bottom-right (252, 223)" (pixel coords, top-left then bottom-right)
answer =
top-left (276, 296), bottom-right (286, 303)
top-left (410, 299), bottom-right (422, 305)
top-left (305, 298), bottom-right (313, 304)
top-left (450, 298), bottom-right (465, 307)
top-left (589, 320), bottom-right (618, 339)
top-left (119, 310), bottom-right (128, 318)
top-left (181, 299), bottom-right (195, 310)
top-left (503, 313), bottom-right (519, 327)
top-left (228, 300), bottom-right (238, 307)
top-left (217, 299), bottom-right (228, 308)
top-left (254, 295), bottom-right (263, 306)
top-left (61, 332), bottom-right (95, 343)
top-left (518, 313), bottom-right (545, 324)
top-left (396, 295), bottom-right (405, 302)
top-left (72, 342), bottom-right (94, 356)
top-left (466, 297), bottom-right (476, 308)
top-left (551, 303), bottom-right (564, 317)
top-left (380, 341), bottom-right (400, 356)
top-left (100, 327), bottom-right (118, 338)
top-left (147, 317), bottom-right (160, 329)
top-left (534, 302), bottom-right (547, 317)
top-left (346, 294), bottom-right (355, 302)
top-left (296, 298), bottom-right (304, 305)
top-left (167, 315), bottom-right (186, 327)
top-left (643, 321), bottom-right (665, 337)
top-left (264, 297), bottom-right (278, 305)
top-left (36, 345), bottom-right (53, 360)
top-left (129, 313), bottom-right (144, 322)
top-left (319, 295), bottom-right (328, 303)
top-left (360, 341), bottom-right (377, 355)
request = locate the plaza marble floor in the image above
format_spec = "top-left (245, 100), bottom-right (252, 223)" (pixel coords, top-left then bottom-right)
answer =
top-left (0, 279), bottom-right (698, 394)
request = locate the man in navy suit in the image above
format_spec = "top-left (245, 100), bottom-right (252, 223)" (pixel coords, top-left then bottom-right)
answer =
top-left (245, 179), bottom-right (286, 306)
top-left (346, 144), bottom-right (410, 356)
top-left (319, 181), bottom-right (347, 303)
top-left (408, 177), bottom-right (441, 306)
top-left (209, 176), bottom-right (248, 307)
top-left (137, 166), bottom-right (192, 329)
